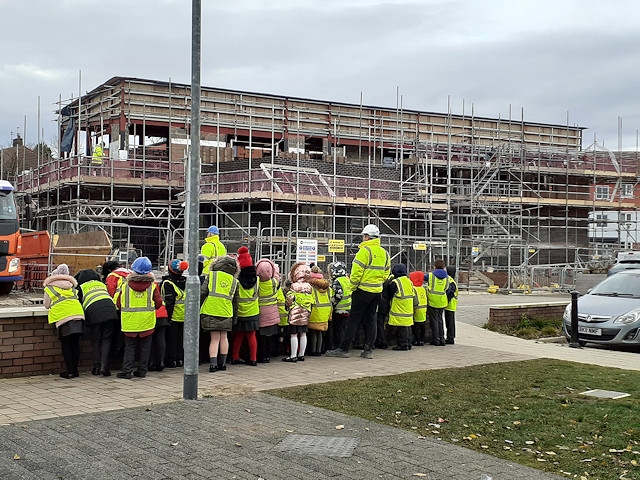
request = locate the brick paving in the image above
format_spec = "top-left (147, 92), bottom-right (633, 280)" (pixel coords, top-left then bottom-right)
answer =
top-left (0, 292), bottom-right (636, 479)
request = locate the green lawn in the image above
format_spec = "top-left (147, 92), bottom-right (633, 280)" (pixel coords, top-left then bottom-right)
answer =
top-left (269, 359), bottom-right (640, 479)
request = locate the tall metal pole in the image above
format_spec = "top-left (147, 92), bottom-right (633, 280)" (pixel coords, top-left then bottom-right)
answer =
top-left (184, 0), bottom-right (201, 400)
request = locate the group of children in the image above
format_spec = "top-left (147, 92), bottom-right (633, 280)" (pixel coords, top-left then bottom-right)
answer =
top-left (43, 257), bottom-right (188, 379)
top-left (43, 246), bottom-right (458, 379)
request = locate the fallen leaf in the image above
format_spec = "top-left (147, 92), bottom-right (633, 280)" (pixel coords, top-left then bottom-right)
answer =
top-left (365, 428), bottom-right (369, 431)
top-left (13, 454), bottom-right (20, 460)
top-left (512, 406), bottom-right (520, 410)
top-left (505, 440), bottom-right (513, 444)
top-left (545, 451), bottom-right (557, 456)
top-left (235, 443), bottom-right (242, 447)
top-left (286, 429), bottom-right (294, 433)
top-left (397, 389), bottom-right (402, 393)
top-left (170, 442), bottom-right (178, 446)
top-left (525, 440), bottom-right (535, 445)
top-left (306, 411), bottom-right (313, 414)
top-left (412, 474), bottom-right (427, 477)
top-left (335, 425), bottom-right (344, 430)
top-left (245, 409), bottom-right (251, 413)
top-left (503, 446), bottom-right (512, 450)
top-left (481, 445), bottom-right (489, 449)
top-left (395, 411), bottom-right (401, 415)
top-left (513, 421), bottom-right (521, 425)
top-left (145, 407), bottom-right (151, 412)
top-left (437, 418), bottom-right (447, 423)
top-left (536, 458), bottom-right (547, 462)
top-left (421, 396), bottom-right (428, 400)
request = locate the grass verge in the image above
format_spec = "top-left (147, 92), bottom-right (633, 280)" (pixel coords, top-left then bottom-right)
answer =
top-left (269, 359), bottom-right (640, 479)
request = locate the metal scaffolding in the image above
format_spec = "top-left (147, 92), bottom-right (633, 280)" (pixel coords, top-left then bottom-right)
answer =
top-left (13, 76), bottom-right (640, 290)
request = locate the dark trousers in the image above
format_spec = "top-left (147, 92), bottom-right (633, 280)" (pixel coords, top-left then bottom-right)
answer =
top-left (339, 289), bottom-right (380, 352)
top-left (90, 322), bottom-right (113, 370)
top-left (329, 312), bottom-right (348, 350)
top-left (150, 325), bottom-right (168, 367)
top-left (428, 307), bottom-right (445, 345)
top-left (444, 310), bottom-right (456, 341)
top-left (396, 325), bottom-right (411, 348)
top-left (60, 333), bottom-right (81, 375)
top-left (257, 334), bottom-right (272, 361)
top-left (308, 329), bottom-right (323, 353)
top-left (165, 322), bottom-right (184, 364)
top-left (122, 334), bottom-right (153, 374)
top-left (412, 321), bottom-right (427, 344)
top-left (110, 314), bottom-right (124, 362)
top-left (375, 312), bottom-right (388, 347)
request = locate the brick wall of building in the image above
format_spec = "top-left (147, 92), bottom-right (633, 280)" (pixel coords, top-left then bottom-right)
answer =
top-left (488, 303), bottom-right (567, 327)
top-left (0, 308), bottom-right (91, 378)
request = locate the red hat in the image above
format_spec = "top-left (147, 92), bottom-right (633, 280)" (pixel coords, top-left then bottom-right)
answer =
top-left (237, 246), bottom-right (253, 268)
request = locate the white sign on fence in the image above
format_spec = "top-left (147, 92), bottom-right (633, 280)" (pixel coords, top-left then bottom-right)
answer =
top-left (297, 239), bottom-right (318, 264)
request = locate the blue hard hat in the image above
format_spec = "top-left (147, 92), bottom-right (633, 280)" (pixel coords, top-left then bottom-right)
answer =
top-left (131, 256), bottom-right (152, 274)
top-left (207, 225), bottom-right (219, 235)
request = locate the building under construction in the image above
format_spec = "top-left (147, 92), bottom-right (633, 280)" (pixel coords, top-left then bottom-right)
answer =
top-left (15, 76), bottom-right (640, 289)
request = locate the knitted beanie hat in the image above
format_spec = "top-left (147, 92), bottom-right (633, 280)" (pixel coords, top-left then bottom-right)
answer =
top-left (169, 259), bottom-right (189, 275)
top-left (51, 263), bottom-right (70, 276)
top-left (255, 259), bottom-right (276, 281)
top-left (237, 246), bottom-right (253, 268)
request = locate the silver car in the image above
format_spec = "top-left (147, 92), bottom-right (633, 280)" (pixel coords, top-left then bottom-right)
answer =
top-left (563, 270), bottom-right (640, 346)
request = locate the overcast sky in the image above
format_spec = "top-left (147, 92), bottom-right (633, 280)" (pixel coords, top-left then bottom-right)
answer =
top-left (1, 0), bottom-right (639, 152)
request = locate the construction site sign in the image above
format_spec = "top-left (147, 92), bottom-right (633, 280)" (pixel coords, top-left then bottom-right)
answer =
top-left (317, 255), bottom-right (326, 263)
top-left (297, 239), bottom-right (318, 264)
top-left (328, 239), bottom-right (345, 253)
top-left (412, 243), bottom-right (427, 251)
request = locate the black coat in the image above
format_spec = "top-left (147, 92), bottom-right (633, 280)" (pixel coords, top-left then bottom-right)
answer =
top-left (160, 272), bottom-right (187, 321)
top-left (75, 269), bottom-right (118, 326)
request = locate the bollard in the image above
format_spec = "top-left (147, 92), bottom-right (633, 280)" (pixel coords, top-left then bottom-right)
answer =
top-left (569, 290), bottom-right (582, 348)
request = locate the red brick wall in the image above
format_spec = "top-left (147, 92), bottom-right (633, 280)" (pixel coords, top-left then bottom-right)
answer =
top-left (0, 309), bottom-right (91, 378)
top-left (488, 303), bottom-right (567, 327)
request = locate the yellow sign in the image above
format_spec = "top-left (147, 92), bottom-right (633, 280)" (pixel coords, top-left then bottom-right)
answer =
top-left (412, 243), bottom-right (427, 251)
top-left (317, 255), bottom-right (326, 262)
top-left (328, 239), bottom-right (345, 253)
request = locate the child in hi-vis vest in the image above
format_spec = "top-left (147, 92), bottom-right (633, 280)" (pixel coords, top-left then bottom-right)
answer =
top-left (44, 264), bottom-right (85, 379)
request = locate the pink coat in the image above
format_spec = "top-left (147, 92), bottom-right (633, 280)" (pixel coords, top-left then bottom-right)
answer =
top-left (256, 259), bottom-right (281, 328)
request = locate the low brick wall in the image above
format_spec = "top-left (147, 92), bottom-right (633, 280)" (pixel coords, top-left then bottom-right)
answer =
top-left (0, 307), bottom-right (91, 378)
top-left (488, 302), bottom-right (568, 327)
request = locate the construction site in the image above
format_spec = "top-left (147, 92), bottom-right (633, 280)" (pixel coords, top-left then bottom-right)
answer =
top-left (11, 76), bottom-right (640, 291)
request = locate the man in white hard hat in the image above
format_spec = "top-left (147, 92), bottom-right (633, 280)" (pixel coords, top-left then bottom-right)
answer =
top-left (326, 224), bottom-right (390, 359)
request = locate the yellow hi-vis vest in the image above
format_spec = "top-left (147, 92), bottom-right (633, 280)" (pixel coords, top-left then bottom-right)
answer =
top-left (200, 271), bottom-right (237, 318)
top-left (237, 282), bottom-right (259, 317)
top-left (92, 145), bottom-right (104, 165)
top-left (120, 284), bottom-right (157, 332)
top-left (162, 280), bottom-right (186, 322)
top-left (309, 288), bottom-right (332, 324)
top-left (276, 287), bottom-right (288, 326)
top-left (426, 272), bottom-right (450, 309)
top-left (45, 286), bottom-right (85, 324)
top-left (445, 278), bottom-right (458, 312)
top-left (413, 285), bottom-right (428, 323)
top-left (80, 280), bottom-right (114, 310)
top-left (350, 238), bottom-right (390, 293)
top-left (335, 276), bottom-right (352, 312)
top-left (258, 279), bottom-right (278, 307)
top-left (388, 276), bottom-right (415, 327)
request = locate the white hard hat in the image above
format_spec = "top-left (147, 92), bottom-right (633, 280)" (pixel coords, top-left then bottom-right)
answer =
top-left (362, 224), bottom-right (380, 237)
